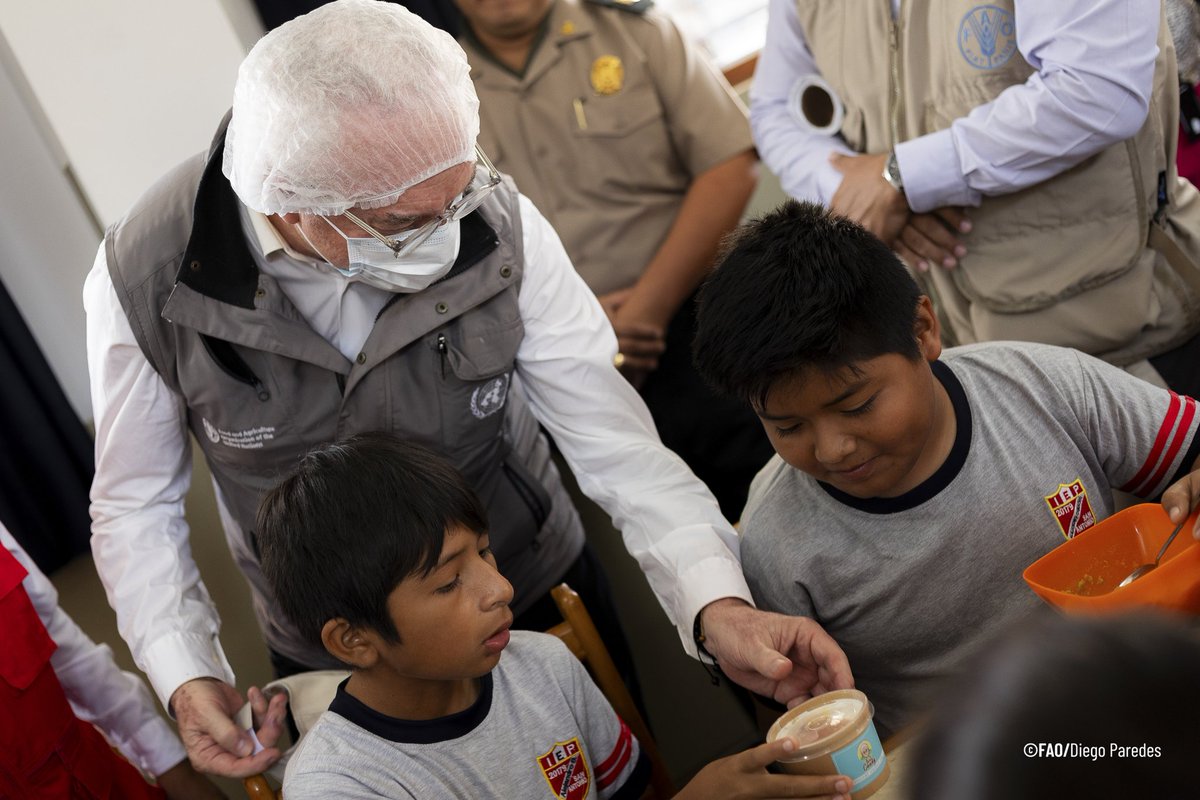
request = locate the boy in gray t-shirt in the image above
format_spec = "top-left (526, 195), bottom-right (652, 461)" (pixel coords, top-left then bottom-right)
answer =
top-left (692, 201), bottom-right (1200, 739)
top-left (256, 433), bottom-right (855, 800)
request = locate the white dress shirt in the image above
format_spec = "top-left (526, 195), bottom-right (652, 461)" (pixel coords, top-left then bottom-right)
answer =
top-left (85, 194), bottom-right (752, 708)
top-left (750, 0), bottom-right (1159, 212)
top-left (1, 523), bottom-right (187, 777)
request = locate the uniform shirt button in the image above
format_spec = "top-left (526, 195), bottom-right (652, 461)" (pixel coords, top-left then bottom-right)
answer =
top-left (356, 352), bottom-right (367, 365)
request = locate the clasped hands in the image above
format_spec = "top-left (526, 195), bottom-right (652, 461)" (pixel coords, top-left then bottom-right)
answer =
top-left (829, 152), bottom-right (971, 272)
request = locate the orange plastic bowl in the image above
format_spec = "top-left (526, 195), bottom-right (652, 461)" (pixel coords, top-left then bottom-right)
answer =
top-left (1023, 504), bottom-right (1200, 614)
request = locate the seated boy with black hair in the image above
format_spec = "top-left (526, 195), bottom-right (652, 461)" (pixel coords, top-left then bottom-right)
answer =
top-left (256, 432), bottom-right (854, 800)
top-left (691, 201), bottom-right (1200, 740)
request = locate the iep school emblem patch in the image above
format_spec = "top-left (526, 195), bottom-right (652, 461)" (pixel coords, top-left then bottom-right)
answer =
top-left (1044, 478), bottom-right (1096, 540)
top-left (537, 738), bottom-right (591, 800)
top-left (470, 374), bottom-right (509, 419)
top-left (958, 5), bottom-right (1017, 70)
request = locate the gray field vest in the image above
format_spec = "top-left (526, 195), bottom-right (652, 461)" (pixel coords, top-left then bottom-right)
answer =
top-left (104, 121), bottom-right (584, 668)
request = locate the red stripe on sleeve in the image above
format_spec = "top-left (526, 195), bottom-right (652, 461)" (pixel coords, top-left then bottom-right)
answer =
top-left (596, 720), bottom-right (633, 788)
top-left (1121, 391), bottom-right (1181, 493)
top-left (1134, 395), bottom-right (1196, 497)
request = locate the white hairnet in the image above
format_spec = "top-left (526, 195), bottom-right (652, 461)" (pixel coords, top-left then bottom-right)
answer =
top-left (222, 0), bottom-right (479, 216)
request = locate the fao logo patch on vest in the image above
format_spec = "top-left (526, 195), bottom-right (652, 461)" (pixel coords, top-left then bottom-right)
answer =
top-left (200, 417), bottom-right (277, 450)
top-left (958, 5), bottom-right (1017, 70)
top-left (470, 375), bottom-right (509, 419)
top-left (537, 738), bottom-right (590, 800)
top-left (1044, 478), bottom-right (1096, 540)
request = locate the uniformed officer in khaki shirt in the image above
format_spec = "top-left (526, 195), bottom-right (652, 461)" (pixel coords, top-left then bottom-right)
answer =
top-left (454, 0), bottom-right (774, 518)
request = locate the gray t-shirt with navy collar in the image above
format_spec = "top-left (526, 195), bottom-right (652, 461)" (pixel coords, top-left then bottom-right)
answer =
top-left (739, 342), bottom-right (1200, 738)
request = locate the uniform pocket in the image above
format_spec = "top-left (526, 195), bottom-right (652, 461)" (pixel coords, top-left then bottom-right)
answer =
top-left (570, 81), bottom-right (675, 193)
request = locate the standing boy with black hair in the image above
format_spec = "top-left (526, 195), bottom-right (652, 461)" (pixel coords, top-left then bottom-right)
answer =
top-left (692, 201), bottom-right (1200, 739)
top-left (256, 432), bottom-right (854, 800)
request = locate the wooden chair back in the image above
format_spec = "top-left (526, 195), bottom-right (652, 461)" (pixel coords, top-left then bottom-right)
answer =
top-left (546, 583), bottom-right (674, 799)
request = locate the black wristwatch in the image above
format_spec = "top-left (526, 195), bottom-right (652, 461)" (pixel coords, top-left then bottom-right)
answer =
top-left (882, 150), bottom-right (904, 193)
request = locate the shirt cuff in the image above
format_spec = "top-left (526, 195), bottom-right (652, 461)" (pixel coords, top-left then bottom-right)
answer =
top-left (122, 714), bottom-right (189, 777)
top-left (894, 129), bottom-right (982, 213)
top-left (142, 630), bottom-right (236, 712)
top-left (673, 556), bottom-right (755, 659)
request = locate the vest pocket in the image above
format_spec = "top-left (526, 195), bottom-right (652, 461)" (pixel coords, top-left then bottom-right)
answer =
top-left (952, 145), bottom-right (1145, 311)
top-left (491, 454), bottom-right (552, 564)
top-left (430, 314), bottom-right (524, 474)
top-left (441, 315), bottom-right (524, 381)
top-left (922, 103), bottom-right (1146, 311)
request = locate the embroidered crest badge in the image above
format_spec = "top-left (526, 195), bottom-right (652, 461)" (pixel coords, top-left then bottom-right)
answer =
top-left (958, 5), bottom-right (1017, 70)
top-left (470, 374), bottom-right (509, 419)
top-left (1044, 478), bottom-right (1096, 540)
top-left (537, 738), bottom-right (591, 800)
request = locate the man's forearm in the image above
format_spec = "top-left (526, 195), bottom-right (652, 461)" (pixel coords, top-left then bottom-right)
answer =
top-left (618, 150), bottom-right (759, 326)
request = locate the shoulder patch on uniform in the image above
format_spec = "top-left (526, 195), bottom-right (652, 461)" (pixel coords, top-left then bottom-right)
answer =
top-left (584, 0), bottom-right (654, 14)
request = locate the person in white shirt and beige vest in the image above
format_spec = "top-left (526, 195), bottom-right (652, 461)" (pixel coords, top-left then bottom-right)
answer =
top-left (453, 0), bottom-right (775, 519)
top-left (752, 0), bottom-right (1200, 395)
top-left (85, 0), bottom-right (853, 780)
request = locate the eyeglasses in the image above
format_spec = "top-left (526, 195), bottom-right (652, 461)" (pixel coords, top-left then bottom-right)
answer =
top-left (340, 146), bottom-right (502, 258)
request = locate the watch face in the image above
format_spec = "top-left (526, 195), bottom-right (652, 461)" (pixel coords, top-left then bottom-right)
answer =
top-left (884, 154), bottom-right (902, 189)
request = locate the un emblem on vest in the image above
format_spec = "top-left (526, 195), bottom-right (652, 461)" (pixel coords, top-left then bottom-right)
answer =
top-left (958, 5), bottom-right (1017, 70)
top-left (471, 374), bottom-right (509, 419)
top-left (202, 417), bottom-right (221, 444)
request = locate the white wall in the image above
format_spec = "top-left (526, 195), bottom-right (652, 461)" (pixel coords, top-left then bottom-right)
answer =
top-left (0, 1), bottom-right (251, 226)
top-left (0, 0), bottom-right (261, 421)
top-left (0, 40), bottom-right (99, 420)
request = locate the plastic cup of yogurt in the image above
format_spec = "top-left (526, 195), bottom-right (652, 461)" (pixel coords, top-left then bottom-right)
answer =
top-left (766, 689), bottom-right (890, 799)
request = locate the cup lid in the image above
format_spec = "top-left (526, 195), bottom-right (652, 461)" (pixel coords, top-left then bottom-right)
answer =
top-left (768, 689), bottom-right (873, 761)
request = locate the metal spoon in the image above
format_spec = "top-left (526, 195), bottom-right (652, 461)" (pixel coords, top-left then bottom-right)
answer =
top-left (1117, 518), bottom-right (1188, 588)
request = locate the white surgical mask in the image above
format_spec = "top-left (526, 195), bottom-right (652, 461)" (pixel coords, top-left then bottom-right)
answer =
top-left (302, 218), bottom-right (462, 293)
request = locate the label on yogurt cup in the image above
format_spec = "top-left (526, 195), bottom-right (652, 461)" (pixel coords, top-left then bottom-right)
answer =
top-left (829, 724), bottom-right (887, 789)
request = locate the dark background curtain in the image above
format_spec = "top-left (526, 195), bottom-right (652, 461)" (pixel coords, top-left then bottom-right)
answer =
top-left (0, 277), bottom-right (94, 574)
top-left (252, 0), bottom-right (461, 34)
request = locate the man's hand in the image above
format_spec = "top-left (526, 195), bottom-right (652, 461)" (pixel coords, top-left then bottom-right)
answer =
top-left (893, 207), bottom-right (972, 272)
top-left (829, 153), bottom-right (909, 245)
top-left (1161, 464), bottom-right (1200, 540)
top-left (155, 758), bottom-right (228, 799)
top-left (699, 598), bottom-right (853, 706)
top-left (673, 738), bottom-right (851, 800)
top-left (597, 287), bottom-right (666, 388)
top-left (170, 678), bottom-right (286, 778)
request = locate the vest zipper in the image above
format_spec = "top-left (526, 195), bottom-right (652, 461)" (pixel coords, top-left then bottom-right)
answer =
top-left (437, 333), bottom-right (448, 378)
top-left (888, 12), bottom-right (903, 146)
top-left (502, 462), bottom-right (549, 536)
top-left (200, 335), bottom-right (271, 402)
